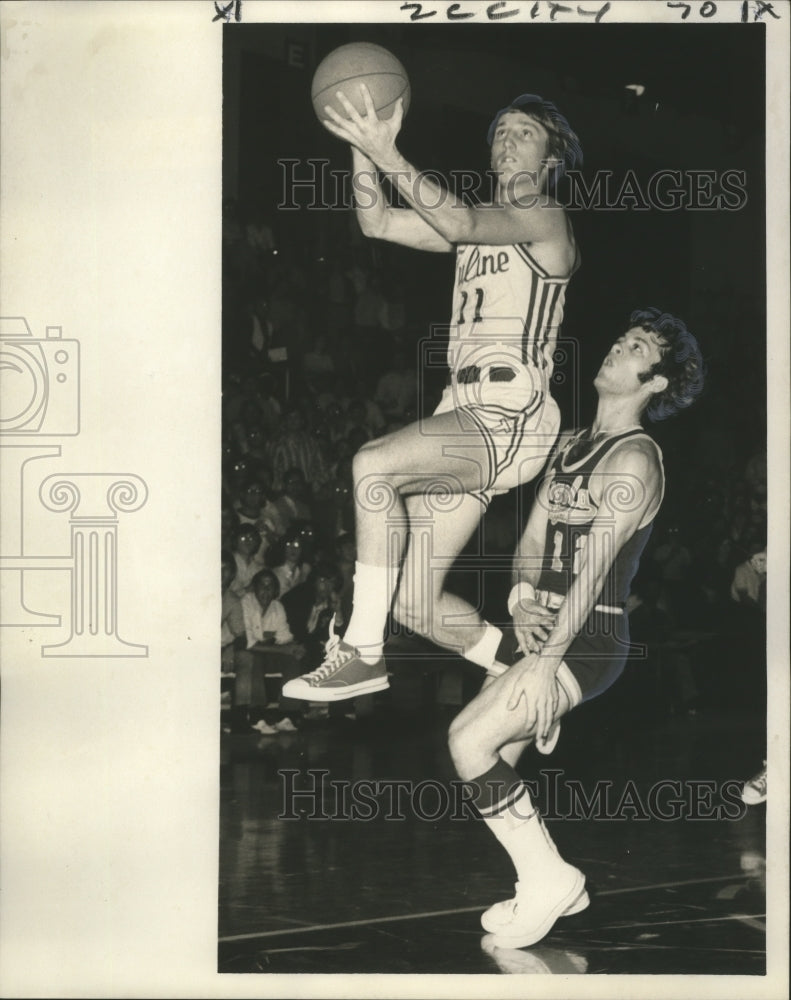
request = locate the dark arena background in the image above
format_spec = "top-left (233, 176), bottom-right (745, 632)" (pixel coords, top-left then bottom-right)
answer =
top-left (219, 20), bottom-right (769, 977)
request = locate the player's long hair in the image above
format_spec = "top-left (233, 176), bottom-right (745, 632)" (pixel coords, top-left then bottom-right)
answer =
top-left (631, 308), bottom-right (705, 422)
top-left (487, 94), bottom-right (582, 189)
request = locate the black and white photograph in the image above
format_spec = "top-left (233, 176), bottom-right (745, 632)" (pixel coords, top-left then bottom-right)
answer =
top-left (1, 1), bottom-right (788, 997)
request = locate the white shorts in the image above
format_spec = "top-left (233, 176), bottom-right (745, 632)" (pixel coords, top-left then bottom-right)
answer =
top-left (433, 363), bottom-right (560, 505)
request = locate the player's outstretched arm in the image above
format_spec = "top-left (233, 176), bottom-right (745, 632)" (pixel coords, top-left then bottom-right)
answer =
top-left (351, 147), bottom-right (452, 252)
top-left (324, 85), bottom-right (565, 249)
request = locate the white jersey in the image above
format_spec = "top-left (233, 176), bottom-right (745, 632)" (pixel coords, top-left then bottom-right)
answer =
top-left (448, 241), bottom-right (578, 383)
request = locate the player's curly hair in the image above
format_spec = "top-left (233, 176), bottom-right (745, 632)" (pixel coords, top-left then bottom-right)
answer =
top-left (631, 307), bottom-right (705, 422)
top-left (486, 94), bottom-right (583, 189)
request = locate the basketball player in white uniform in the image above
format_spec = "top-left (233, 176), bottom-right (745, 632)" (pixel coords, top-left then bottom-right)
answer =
top-left (284, 89), bottom-right (583, 702)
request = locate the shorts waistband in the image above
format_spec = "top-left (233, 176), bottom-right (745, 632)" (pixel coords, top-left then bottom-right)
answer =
top-left (536, 588), bottom-right (624, 615)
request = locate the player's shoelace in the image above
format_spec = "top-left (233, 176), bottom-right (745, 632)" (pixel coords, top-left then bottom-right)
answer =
top-left (299, 617), bottom-right (348, 683)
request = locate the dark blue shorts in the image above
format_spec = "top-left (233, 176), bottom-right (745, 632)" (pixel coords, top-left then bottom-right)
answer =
top-left (557, 610), bottom-right (632, 707)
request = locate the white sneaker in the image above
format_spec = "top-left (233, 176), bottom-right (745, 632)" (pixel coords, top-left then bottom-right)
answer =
top-left (483, 866), bottom-right (589, 949)
top-left (481, 877), bottom-right (589, 933)
top-left (251, 719), bottom-right (278, 735)
top-left (274, 717), bottom-right (298, 732)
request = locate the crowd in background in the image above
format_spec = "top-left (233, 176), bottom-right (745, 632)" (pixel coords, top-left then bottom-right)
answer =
top-left (221, 199), bottom-right (768, 732)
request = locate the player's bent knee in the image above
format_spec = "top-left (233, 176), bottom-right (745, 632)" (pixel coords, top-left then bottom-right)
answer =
top-left (447, 714), bottom-right (487, 777)
top-left (352, 440), bottom-right (409, 499)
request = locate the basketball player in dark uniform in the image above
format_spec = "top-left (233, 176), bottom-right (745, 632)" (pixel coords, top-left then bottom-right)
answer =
top-left (284, 88), bottom-right (584, 702)
top-left (448, 308), bottom-right (705, 950)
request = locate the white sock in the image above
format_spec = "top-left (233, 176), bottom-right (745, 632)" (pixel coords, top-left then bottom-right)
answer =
top-left (342, 561), bottom-right (398, 663)
top-left (481, 786), bottom-right (559, 885)
top-left (464, 623), bottom-right (503, 670)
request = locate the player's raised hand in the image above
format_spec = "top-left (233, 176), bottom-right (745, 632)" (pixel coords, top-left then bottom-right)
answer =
top-left (322, 84), bottom-right (404, 167)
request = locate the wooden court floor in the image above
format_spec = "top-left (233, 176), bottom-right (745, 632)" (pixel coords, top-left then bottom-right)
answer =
top-left (218, 663), bottom-right (766, 976)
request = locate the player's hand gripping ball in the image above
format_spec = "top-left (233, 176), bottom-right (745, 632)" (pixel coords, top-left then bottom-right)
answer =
top-left (311, 42), bottom-right (410, 128)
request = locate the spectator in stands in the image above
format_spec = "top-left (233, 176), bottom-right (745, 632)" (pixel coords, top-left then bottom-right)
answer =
top-left (262, 466), bottom-right (315, 541)
top-left (318, 455), bottom-right (355, 542)
top-left (234, 477), bottom-right (277, 561)
top-left (282, 561), bottom-right (346, 669)
top-left (233, 569), bottom-right (306, 734)
top-left (272, 527), bottom-right (312, 598)
top-left (730, 540), bottom-right (767, 612)
top-left (222, 453), bottom-right (255, 511)
top-left (234, 476), bottom-right (267, 526)
top-left (241, 568), bottom-right (294, 646)
top-left (270, 409), bottom-right (328, 491)
top-left (294, 519), bottom-right (320, 565)
top-left (221, 550), bottom-right (247, 675)
top-left (221, 549), bottom-right (247, 731)
top-left (229, 524), bottom-right (267, 598)
top-left (242, 426), bottom-right (273, 472)
top-left (343, 398), bottom-right (375, 443)
top-left (322, 399), bottom-right (349, 447)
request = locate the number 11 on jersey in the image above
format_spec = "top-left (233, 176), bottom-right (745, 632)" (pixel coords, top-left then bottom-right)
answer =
top-left (457, 287), bottom-right (484, 325)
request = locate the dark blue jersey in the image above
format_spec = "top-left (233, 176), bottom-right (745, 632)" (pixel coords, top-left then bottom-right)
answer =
top-left (536, 428), bottom-right (663, 607)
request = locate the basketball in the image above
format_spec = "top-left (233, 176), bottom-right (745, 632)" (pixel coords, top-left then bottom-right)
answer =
top-left (311, 42), bottom-right (410, 126)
